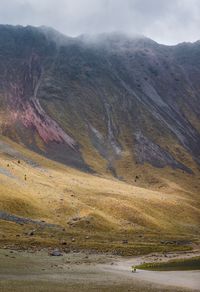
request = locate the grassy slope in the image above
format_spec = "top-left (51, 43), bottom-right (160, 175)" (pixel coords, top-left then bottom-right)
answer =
top-left (0, 135), bottom-right (200, 255)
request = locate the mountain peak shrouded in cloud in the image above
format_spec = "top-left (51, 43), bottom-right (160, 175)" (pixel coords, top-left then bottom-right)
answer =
top-left (0, 0), bottom-right (200, 45)
top-left (78, 31), bottom-right (152, 44)
top-left (0, 24), bottom-right (200, 173)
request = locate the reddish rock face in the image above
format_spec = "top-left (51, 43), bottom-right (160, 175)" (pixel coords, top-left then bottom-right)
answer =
top-left (22, 99), bottom-right (75, 147)
top-left (10, 98), bottom-right (76, 148)
top-left (5, 54), bottom-right (76, 149)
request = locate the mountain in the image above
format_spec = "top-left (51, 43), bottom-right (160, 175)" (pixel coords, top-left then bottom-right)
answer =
top-left (0, 25), bottom-right (200, 252)
top-left (0, 25), bottom-right (200, 177)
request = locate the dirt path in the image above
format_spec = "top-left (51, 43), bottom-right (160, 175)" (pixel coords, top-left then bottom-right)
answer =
top-left (102, 251), bottom-right (200, 291)
top-left (0, 248), bottom-right (199, 291)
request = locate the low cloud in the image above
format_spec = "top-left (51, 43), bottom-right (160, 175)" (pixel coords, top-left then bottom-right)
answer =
top-left (0, 0), bottom-right (200, 44)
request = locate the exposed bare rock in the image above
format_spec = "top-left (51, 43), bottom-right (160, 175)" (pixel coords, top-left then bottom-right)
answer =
top-left (49, 249), bottom-right (63, 256)
top-left (134, 131), bottom-right (192, 173)
top-left (0, 25), bottom-right (200, 176)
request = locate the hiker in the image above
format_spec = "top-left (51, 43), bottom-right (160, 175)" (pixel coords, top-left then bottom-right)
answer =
top-left (131, 266), bottom-right (137, 273)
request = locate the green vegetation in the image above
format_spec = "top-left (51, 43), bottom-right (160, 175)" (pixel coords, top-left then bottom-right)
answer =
top-left (136, 256), bottom-right (200, 271)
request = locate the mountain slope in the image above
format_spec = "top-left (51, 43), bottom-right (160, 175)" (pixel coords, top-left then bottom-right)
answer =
top-left (0, 25), bottom-right (200, 251)
top-left (0, 136), bottom-right (199, 253)
top-left (0, 25), bottom-right (200, 181)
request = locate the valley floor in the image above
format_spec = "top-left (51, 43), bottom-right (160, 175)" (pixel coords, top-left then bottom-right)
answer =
top-left (0, 248), bottom-right (200, 292)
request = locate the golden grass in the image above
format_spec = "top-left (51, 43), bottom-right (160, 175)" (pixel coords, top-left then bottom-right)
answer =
top-left (0, 135), bottom-right (200, 253)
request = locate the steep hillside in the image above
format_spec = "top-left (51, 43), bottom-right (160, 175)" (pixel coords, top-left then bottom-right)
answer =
top-left (0, 25), bottom-right (200, 251)
top-left (0, 25), bottom-right (200, 182)
top-left (0, 136), bottom-right (200, 253)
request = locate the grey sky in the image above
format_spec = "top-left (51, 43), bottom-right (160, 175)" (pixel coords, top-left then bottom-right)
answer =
top-left (0, 0), bottom-right (199, 44)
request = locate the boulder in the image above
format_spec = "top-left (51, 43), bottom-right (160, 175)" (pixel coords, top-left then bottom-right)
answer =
top-left (49, 249), bottom-right (63, 256)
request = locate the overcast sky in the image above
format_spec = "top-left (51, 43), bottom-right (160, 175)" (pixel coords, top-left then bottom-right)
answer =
top-left (0, 0), bottom-right (199, 44)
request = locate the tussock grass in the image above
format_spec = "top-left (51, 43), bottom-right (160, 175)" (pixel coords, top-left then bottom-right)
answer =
top-left (0, 136), bottom-right (200, 253)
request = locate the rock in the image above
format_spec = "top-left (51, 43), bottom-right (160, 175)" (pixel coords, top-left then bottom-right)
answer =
top-left (85, 236), bottom-right (89, 240)
top-left (27, 230), bottom-right (35, 236)
top-left (160, 240), bottom-right (179, 245)
top-left (60, 240), bottom-right (67, 245)
top-left (71, 238), bottom-right (75, 242)
top-left (72, 217), bottom-right (81, 222)
top-left (122, 239), bottom-right (128, 244)
top-left (49, 249), bottom-right (63, 256)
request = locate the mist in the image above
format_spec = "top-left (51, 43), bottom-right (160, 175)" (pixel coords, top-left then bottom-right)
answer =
top-left (0, 0), bottom-right (200, 44)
